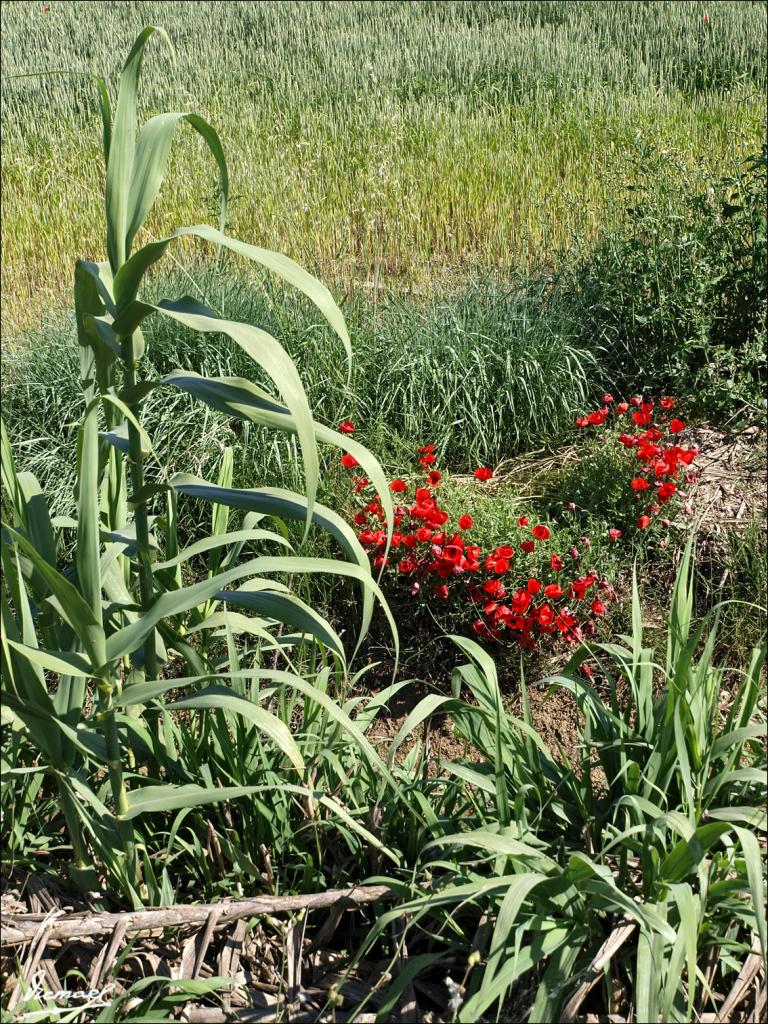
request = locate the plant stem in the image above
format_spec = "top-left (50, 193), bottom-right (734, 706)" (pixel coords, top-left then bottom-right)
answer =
top-left (96, 680), bottom-right (135, 869)
top-left (57, 777), bottom-right (90, 870)
top-left (121, 334), bottom-right (157, 682)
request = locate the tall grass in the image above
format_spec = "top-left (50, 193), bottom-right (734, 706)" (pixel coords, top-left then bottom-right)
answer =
top-left (2, 0), bottom-right (765, 327)
top-left (2, 269), bottom-right (601, 534)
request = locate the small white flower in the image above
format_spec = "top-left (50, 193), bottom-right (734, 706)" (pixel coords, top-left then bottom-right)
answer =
top-left (445, 975), bottom-right (464, 1016)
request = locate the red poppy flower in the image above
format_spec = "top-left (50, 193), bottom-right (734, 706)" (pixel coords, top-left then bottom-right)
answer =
top-left (657, 481), bottom-right (676, 502)
top-left (669, 419), bottom-right (685, 433)
top-left (420, 454), bottom-right (436, 466)
top-left (415, 527), bottom-right (432, 542)
top-left (587, 411), bottom-right (606, 426)
top-left (537, 603), bottom-right (555, 627)
top-left (556, 611), bottom-right (579, 635)
top-left (418, 444), bottom-right (435, 454)
top-left (518, 516), bottom-right (529, 526)
top-left (341, 453), bottom-right (358, 468)
top-left (433, 583), bottom-right (449, 599)
top-left (527, 578), bottom-right (541, 594)
top-left (474, 467), bottom-right (493, 481)
top-left (544, 583), bottom-right (564, 600)
top-left (636, 514), bottom-right (652, 530)
top-left (398, 558), bottom-right (416, 573)
top-left (353, 511), bottom-right (367, 526)
top-left (602, 394), bottom-right (614, 403)
top-left (483, 579), bottom-right (505, 597)
top-left (590, 599), bottom-right (606, 616)
top-left (659, 397), bottom-right (675, 410)
top-left (607, 528), bottom-right (622, 541)
top-left (389, 479), bottom-right (407, 492)
top-left (472, 620), bottom-right (495, 640)
top-left (532, 525), bottom-right (550, 540)
top-left (510, 590), bottom-right (531, 614)
top-left (630, 477), bottom-right (650, 491)
top-left (458, 514), bottom-right (473, 530)
top-left (485, 555), bottom-right (510, 574)
top-left (616, 402), bottom-right (629, 414)
top-left (428, 470), bottom-right (442, 486)
top-left (632, 411), bottom-right (652, 426)
top-left (520, 540), bottom-right (535, 554)
top-left (630, 396), bottom-right (643, 407)
top-left (549, 554), bottom-right (563, 571)
top-left (402, 534), bottom-right (417, 548)
top-left (495, 545), bottom-right (514, 558)
top-left (574, 416), bottom-right (589, 427)
top-left (338, 419), bottom-right (355, 434)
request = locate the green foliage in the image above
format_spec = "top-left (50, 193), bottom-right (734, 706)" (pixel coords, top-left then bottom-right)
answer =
top-left (568, 142), bottom-right (767, 416)
top-left (353, 539), bottom-right (767, 1022)
top-left (2, 271), bottom-right (602, 534)
top-left (1, 26), bottom-right (393, 905)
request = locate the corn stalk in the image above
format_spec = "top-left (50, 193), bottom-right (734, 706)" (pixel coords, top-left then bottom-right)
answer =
top-left (1, 26), bottom-right (396, 905)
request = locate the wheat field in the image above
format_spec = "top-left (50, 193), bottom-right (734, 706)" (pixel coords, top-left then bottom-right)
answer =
top-left (1, 0), bottom-right (765, 329)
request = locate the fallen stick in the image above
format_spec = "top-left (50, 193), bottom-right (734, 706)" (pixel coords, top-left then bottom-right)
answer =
top-left (560, 920), bottom-right (638, 1023)
top-left (1, 885), bottom-right (392, 946)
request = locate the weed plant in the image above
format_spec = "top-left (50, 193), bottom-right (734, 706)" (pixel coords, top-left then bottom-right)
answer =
top-left (4, 537), bottom-right (765, 1022)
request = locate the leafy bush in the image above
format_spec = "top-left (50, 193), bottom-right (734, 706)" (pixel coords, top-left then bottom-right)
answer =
top-left (568, 143), bottom-right (767, 417)
top-left (563, 391), bottom-right (700, 537)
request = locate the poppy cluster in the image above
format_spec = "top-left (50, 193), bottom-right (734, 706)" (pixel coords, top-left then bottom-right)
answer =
top-left (573, 394), bottom-right (699, 534)
top-left (338, 424), bottom-right (613, 652)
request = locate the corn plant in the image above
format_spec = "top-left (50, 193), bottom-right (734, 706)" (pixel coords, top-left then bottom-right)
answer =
top-left (352, 537), bottom-right (766, 1022)
top-left (0, 27), bottom-right (396, 906)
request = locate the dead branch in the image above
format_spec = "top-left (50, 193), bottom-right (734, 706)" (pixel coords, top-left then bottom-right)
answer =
top-left (1, 885), bottom-right (392, 947)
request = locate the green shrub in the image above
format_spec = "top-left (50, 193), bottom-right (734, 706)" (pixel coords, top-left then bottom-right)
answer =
top-left (568, 142), bottom-right (767, 417)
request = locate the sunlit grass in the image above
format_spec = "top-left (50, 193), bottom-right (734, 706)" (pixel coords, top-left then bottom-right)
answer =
top-left (2, 0), bottom-right (765, 328)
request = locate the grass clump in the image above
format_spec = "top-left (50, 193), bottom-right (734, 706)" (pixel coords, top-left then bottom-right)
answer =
top-left (2, 270), bottom-right (602, 530)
